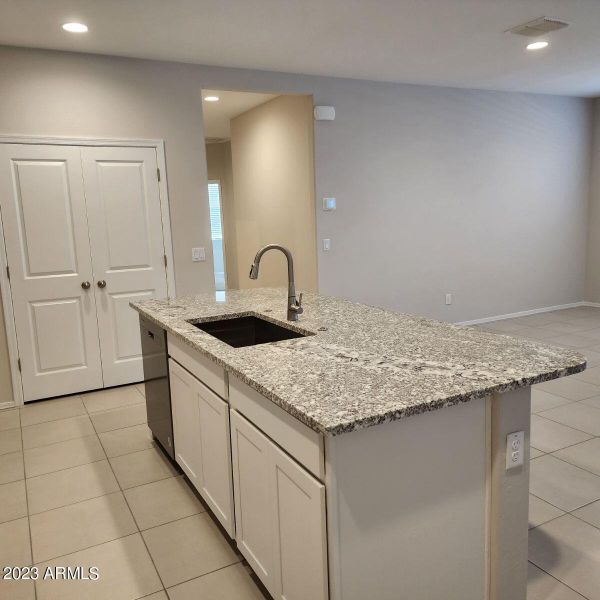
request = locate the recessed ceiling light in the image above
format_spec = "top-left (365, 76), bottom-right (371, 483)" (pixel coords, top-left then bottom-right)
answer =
top-left (204, 96), bottom-right (220, 102)
top-left (526, 41), bottom-right (549, 50)
top-left (62, 22), bottom-right (88, 33)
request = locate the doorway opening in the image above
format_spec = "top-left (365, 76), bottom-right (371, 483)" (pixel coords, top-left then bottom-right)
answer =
top-left (201, 89), bottom-right (318, 294)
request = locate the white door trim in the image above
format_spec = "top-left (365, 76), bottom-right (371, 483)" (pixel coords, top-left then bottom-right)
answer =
top-left (0, 135), bottom-right (176, 408)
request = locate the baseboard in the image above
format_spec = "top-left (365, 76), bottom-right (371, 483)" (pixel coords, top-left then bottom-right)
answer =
top-left (456, 301), bottom-right (587, 326)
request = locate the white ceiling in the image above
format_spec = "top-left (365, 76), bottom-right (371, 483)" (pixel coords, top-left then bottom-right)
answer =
top-left (1, 0), bottom-right (600, 97)
top-left (202, 90), bottom-right (278, 139)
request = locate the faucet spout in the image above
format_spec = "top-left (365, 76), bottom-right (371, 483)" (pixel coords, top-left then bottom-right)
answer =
top-left (248, 244), bottom-right (303, 321)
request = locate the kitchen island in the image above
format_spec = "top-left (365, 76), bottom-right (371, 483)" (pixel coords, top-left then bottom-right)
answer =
top-left (132, 288), bottom-right (585, 600)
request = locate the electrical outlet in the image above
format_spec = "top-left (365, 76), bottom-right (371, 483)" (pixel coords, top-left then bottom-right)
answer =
top-left (445, 293), bottom-right (452, 305)
top-left (506, 431), bottom-right (525, 470)
top-left (322, 197), bottom-right (336, 211)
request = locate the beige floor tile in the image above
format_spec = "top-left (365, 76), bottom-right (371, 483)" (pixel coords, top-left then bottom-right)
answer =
top-left (553, 438), bottom-right (600, 476)
top-left (0, 427), bottom-right (22, 455)
top-left (0, 578), bottom-right (36, 600)
top-left (544, 334), bottom-right (599, 349)
top-left (167, 563), bottom-right (265, 600)
top-left (0, 451), bottom-right (24, 484)
top-left (530, 415), bottom-right (591, 453)
top-left (124, 476), bottom-right (204, 530)
top-left (531, 390), bottom-right (573, 413)
top-left (580, 349), bottom-right (600, 367)
top-left (529, 494), bottom-right (564, 529)
top-left (142, 513), bottom-right (239, 588)
top-left (478, 319), bottom-right (532, 333)
top-left (573, 500), bottom-right (600, 529)
top-left (0, 480), bottom-right (27, 524)
top-left (141, 593), bottom-right (168, 600)
top-left (35, 533), bottom-right (162, 600)
top-left (0, 517), bottom-right (31, 567)
top-left (82, 386), bottom-right (144, 414)
top-left (527, 562), bottom-right (586, 600)
top-left (0, 408), bottom-right (20, 432)
top-left (22, 415), bottom-right (95, 450)
top-left (573, 365), bottom-right (600, 385)
top-left (540, 403), bottom-right (600, 436)
top-left (109, 447), bottom-right (177, 490)
top-left (99, 424), bottom-right (154, 458)
top-left (530, 447), bottom-right (545, 459)
top-left (529, 515), bottom-right (600, 600)
top-left (27, 460), bottom-right (119, 515)
top-left (530, 455), bottom-right (600, 511)
top-left (580, 395), bottom-right (600, 409)
top-left (24, 435), bottom-right (105, 478)
top-left (535, 377), bottom-right (599, 401)
top-left (90, 404), bottom-right (147, 434)
top-left (20, 396), bottom-right (86, 427)
top-left (30, 491), bottom-right (137, 562)
top-left (539, 322), bottom-right (592, 334)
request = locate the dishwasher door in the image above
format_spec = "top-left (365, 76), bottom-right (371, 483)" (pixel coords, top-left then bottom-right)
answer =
top-left (140, 316), bottom-right (174, 459)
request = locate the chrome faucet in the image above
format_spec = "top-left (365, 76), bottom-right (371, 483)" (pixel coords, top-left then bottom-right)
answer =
top-left (249, 244), bottom-right (304, 321)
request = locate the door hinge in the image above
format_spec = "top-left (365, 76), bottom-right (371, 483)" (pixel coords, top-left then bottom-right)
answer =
top-left (5, 265), bottom-right (9, 281)
top-left (17, 358), bottom-right (21, 372)
top-left (163, 254), bottom-right (168, 268)
top-left (157, 168), bottom-right (161, 182)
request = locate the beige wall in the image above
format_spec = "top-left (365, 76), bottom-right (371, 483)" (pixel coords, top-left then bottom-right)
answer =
top-left (0, 292), bottom-right (13, 403)
top-left (205, 141), bottom-right (237, 288)
top-left (230, 95), bottom-right (317, 291)
top-left (586, 98), bottom-right (600, 302)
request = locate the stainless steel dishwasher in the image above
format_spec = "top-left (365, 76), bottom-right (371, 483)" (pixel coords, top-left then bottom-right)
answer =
top-left (139, 316), bottom-right (174, 460)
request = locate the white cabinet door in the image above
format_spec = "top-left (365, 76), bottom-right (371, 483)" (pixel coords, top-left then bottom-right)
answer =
top-left (272, 442), bottom-right (328, 600)
top-left (169, 359), bottom-right (202, 488)
top-left (82, 147), bottom-right (168, 388)
top-left (0, 144), bottom-right (103, 401)
top-left (230, 410), bottom-right (329, 600)
top-left (230, 409), bottom-right (278, 595)
top-left (197, 382), bottom-right (236, 537)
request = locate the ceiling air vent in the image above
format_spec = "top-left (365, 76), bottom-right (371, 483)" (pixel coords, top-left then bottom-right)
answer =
top-left (506, 17), bottom-right (569, 37)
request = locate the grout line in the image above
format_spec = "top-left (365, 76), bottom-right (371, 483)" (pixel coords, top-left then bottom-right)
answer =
top-left (163, 560), bottom-right (247, 595)
top-left (17, 410), bottom-right (37, 600)
top-left (528, 561), bottom-right (592, 600)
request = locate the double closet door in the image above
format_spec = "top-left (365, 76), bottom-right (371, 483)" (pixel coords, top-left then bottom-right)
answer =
top-left (0, 143), bottom-right (170, 402)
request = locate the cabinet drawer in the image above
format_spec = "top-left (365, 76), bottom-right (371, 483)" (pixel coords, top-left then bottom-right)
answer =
top-left (167, 333), bottom-right (228, 399)
top-left (229, 376), bottom-right (324, 481)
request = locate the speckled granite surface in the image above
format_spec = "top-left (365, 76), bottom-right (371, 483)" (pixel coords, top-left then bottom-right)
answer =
top-left (132, 289), bottom-right (585, 436)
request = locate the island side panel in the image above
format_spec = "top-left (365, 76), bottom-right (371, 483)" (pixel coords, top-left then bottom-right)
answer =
top-left (489, 387), bottom-right (531, 600)
top-left (325, 398), bottom-right (489, 600)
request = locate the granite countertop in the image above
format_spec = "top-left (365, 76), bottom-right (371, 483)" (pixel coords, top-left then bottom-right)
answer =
top-left (131, 288), bottom-right (585, 436)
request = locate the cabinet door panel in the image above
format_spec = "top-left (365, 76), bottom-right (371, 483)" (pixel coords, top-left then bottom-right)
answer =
top-left (169, 359), bottom-right (202, 488)
top-left (272, 444), bottom-right (328, 600)
top-left (197, 382), bottom-right (235, 537)
top-left (230, 410), bottom-right (277, 595)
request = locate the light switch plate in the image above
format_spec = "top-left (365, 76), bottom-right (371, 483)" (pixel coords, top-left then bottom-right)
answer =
top-left (323, 239), bottom-right (331, 251)
top-left (506, 431), bottom-right (525, 470)
top-left (192, 247), bottom-right (206, 262)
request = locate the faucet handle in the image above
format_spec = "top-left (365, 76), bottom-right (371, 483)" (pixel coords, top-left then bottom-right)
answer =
top-left (297, 293), bottom-right (303, 307)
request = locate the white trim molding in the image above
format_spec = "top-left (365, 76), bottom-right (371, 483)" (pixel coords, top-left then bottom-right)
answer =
top-left (456, 302), bottom-right (586, 326)
top-left (0, 135), bottom-right (176, 408)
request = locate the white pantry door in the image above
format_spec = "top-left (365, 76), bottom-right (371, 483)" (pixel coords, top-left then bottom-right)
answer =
top-left (81, 146), bottom-right (169, 387)
top-left (0, 144), bottom-right (103, 400)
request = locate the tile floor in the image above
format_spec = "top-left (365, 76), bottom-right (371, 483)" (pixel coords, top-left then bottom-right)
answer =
top-left (477, 305), bottom-right (600, 600)
top-left (2, 305), bottom-right (600, 599)
top-left (0, 383), bottom-right (267, 600)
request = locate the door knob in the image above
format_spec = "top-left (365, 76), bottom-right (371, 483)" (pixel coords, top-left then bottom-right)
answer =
top-left (81, 281), bottom-right (91, 290)
top-left (97, 280), bottom-right (107, 289)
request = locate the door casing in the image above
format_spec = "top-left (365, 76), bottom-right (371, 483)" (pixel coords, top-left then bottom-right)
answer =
top-left (0, 135), bottom-right (176, 408)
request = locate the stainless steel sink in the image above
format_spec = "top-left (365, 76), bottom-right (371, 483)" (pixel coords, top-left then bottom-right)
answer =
top-left (189, 315), bottom-right (312, 348)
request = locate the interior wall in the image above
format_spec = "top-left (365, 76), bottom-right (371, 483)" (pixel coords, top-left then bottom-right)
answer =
top-left (229, 95), bottom-right (318, 291)
top-left (0, 45), bottom-right (594, 403)
top-left (586, 98), bottom-right (600, 302)
top-left (205, 141), bottom-right (237, 288)
top-left (0, 292), bottom-right (13, 403)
